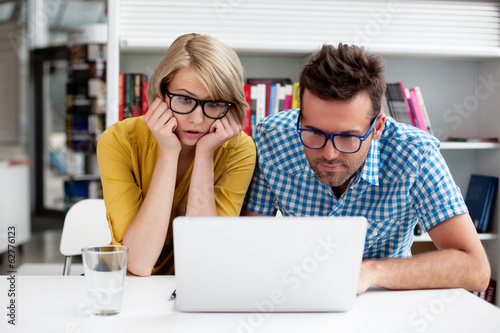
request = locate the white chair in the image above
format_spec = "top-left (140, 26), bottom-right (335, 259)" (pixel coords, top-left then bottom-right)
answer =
top-left (60, 198), bottom-right (112, 275)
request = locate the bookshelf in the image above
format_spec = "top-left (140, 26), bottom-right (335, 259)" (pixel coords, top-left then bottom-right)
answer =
top-left (414, 233), bottom-right (498, 243)
top-left (440, 142), bottom-right (500, 150)
top-left (107, 0), bottom-right (500, 304)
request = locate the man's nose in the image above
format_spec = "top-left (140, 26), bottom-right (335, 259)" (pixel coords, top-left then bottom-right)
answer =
top-left (322, 138), bottom-right (341, 160)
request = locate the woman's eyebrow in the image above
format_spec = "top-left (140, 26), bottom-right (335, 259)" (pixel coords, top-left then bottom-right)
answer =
top-left (171, 88), bottom-right (211, 100)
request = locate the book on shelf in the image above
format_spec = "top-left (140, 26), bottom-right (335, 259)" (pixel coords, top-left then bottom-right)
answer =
top-left (471, 279), bottom-right (497, 305)
top-left (132, 74), bottom-right (148, 117)
top-left (446, 137), bottom-right (499, 143)
top-left (142, 79), bottom-right (149, 116)
top-left (64, 177), bottom-right (102, 213)
top-left (291, 82), bottom-right (300, 109)
top-left (265, 84), bottom-right (271, 117)
top-left (65, 42), bottom-right (107, 173)
top-left (385, 83), bottom-right (435, 136)
top-left (464, 174), bottom-right (499, 233)
top-left (269, 83), bottom-right (285, 116)
top-left (380, 94), bottom-right (390, 116)
top-left (119, 72), bottom-right (149, 121)
top-left (118, 72), bottom-right (125, 121)
top-left (246, 78), bottom-right (292, 86)
top-left (411, 86), bottom-right (433, 134)
top-left (123, 73), bottom-right (133, 120)
top-left (246, 78), bottom-right (292, 116)
top-left (268, 83), bottom-right (276, 116)
top-left (67, 43), bottom-right (106, 116)
top-left (277, 84), bottom-right (286, 112)
top-left (407, 88), bottom-right (428, 132)
top-left (243, 84), bottom-right (252, 136)
top-left (66, 113), bottom-right (105, 153)
top-left (244, 78), bottom-right (298, 137)
top-left (255, 83), bottom-right (267, 128)
top-left (283, 84), bottom-right (293, 110)
top-left (385, 82), bottom-right (414, 126)
top-left (249, 85), bottom-right (258, 137)
top-left (268, 83), bottom-right (291, 115)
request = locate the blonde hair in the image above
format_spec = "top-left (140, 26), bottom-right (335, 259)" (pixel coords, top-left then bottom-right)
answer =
top-left (147, 33), bottom-right (248, 123)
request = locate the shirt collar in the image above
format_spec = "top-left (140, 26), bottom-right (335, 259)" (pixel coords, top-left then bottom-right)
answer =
top-left (359, 138), bottom-right (380, 186)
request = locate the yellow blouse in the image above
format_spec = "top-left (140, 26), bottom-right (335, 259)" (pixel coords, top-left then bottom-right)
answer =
top-left (96, 116), bottom-right (256, 275)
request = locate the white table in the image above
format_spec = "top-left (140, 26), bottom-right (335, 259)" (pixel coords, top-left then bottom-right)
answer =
top-left (1, 275), bottom-right (499, 332)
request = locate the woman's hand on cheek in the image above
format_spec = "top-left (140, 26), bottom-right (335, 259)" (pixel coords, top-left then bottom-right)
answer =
top-left (196, 109), bottom-right (242, 153)
top-left (144, 97), bottom-right (182, 153)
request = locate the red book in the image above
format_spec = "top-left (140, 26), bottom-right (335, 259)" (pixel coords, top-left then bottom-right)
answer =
top-left (118, 72), bottom-right (124, 121)
top-left (265, 84), bottom-right (271, 117)
top-left (142, 80), bottom-right (149, 115)
top-left (243, 84), bottom-right (251, 136)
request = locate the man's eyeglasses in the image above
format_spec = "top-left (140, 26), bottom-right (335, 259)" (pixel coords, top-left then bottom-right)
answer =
top-left (296, 115), bottom-right (379, 153)
top-left (163, 87), bottom-right (233, 120)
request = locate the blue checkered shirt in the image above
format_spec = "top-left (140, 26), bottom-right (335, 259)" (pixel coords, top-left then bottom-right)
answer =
top-left (243, 109), bottom-right (468, 259)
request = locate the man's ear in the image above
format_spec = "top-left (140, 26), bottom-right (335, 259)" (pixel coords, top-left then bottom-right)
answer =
top-left (373, 114), bottom-right (386, 140)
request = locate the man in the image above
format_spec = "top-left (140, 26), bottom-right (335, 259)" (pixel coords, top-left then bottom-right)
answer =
top-left (242, 43), bottom-right (490, 294)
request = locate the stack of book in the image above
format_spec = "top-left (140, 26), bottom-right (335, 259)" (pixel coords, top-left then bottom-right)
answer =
top-left (66, 43), bottom-right (107, 153)
top-left (64, 24), bottom-right (107, 207)
top-left (446, 137), bottom-right (500, 143)
top-left (118, 72), bottom-right (149, 121)
top-left (63, 175), bottom-right (102, 213)
top-left (465, 174), bottom-right (499, 233)
top-left (471, 279), bottom-right (497, 305)
top-left (244, 78), bottom-right (300, 137)
top-left (385, 82), bottom-right (500, 144)
top-left (383, 82), bottom-right (433, 135)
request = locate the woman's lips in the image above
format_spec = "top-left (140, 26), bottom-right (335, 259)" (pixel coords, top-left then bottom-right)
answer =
top-left (183, 130), bottom-right (204, 139)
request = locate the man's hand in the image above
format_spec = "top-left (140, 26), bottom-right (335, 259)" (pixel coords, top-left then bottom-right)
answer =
top-left (357, 260), bottom-right (375, 294)
top-left (355, 215), bottom-right (490, 295)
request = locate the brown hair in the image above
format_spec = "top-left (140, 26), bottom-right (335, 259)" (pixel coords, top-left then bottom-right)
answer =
top-left (147, 33), bottom-right (248, 123)
top-left (299, 43), bottom-right (386, 119)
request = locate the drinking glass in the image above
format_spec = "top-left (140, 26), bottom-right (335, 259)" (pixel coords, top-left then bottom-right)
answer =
top-left (81, 245), bottom-right (128, 316)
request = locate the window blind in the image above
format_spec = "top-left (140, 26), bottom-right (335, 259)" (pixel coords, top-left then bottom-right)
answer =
top-left (117, 0), bottom-right (500, 57)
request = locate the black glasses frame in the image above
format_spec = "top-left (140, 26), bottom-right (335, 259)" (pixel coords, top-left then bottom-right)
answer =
top-left (163, 87), bottom-right (233, 120)
top-left (296, 114), bottom-right (379, 153)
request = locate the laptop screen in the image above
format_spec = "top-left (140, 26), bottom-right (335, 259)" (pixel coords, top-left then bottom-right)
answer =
top-left (173, 216), bottom-right (367, 312)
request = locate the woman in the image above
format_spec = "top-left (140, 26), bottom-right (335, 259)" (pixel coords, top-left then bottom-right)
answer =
top-left (97, 33), bottom-right (256, 276)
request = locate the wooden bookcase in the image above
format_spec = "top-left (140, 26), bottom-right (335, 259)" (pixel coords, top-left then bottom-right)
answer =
top-left (106, 0), bottom-right (500, 304)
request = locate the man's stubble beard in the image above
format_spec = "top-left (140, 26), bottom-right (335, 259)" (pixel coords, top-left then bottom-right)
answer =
top-left (306, 157), bottom-right (353, 187)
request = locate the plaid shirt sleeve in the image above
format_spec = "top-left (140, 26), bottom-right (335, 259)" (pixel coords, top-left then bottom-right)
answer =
top-left (410, 143), bottom-right (468, 232)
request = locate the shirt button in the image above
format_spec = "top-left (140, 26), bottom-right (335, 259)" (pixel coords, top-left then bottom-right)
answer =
top-left (373, 231), bottom-right (378, 237)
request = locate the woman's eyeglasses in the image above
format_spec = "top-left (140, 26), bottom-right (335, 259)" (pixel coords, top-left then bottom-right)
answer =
top-left (163, 87), bottom-right (233, 120)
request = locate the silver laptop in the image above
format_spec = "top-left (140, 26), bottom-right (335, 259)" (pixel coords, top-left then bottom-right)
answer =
top-left (173, 216), bottom-right (367, 312)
